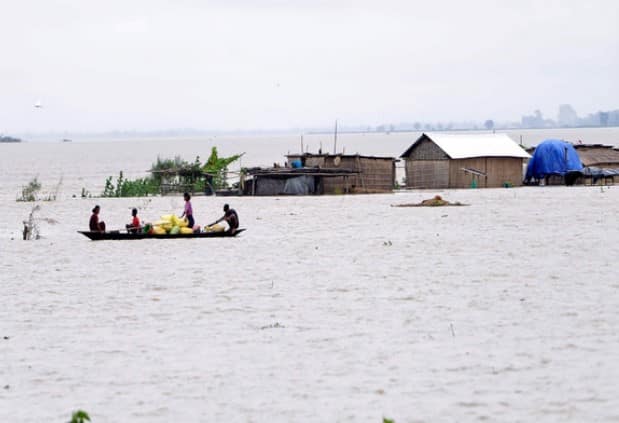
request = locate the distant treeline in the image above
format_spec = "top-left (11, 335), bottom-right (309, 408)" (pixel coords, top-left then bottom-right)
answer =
top-left (0, 135), bottom-right (22, 143)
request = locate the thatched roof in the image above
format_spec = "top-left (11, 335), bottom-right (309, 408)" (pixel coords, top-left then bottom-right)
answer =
top-left (573, 144), bottom-right (619, 167)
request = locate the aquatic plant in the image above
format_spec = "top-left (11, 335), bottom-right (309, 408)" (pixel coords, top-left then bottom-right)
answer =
top-left (22, 204), bottom-right (58, 240)
top-left (81, 187), bottom-right (91, 198)
top-left (17, 177), bottom-right (41, 201)
top-left (22, 205), bottom-right (41, 240)
top-left (43, 175), bottom-right (63, 201)
top-left (101, 171), bottom-right (159, 197)
top-left (68, 410), bottom-right (90, 423)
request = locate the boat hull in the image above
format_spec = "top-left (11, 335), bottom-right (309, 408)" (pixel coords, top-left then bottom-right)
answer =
top-left (78, 228), bottom-right (245, 241)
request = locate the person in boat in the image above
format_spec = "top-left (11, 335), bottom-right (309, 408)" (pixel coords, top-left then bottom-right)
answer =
top-left (125, 208), bottom-right (141, 233)
top-left (180, 192), bottom-right (195, 228)
top-left (89, 205), bottom-right (106, 232)
top-left (214, 204), bottom-right (239, 234)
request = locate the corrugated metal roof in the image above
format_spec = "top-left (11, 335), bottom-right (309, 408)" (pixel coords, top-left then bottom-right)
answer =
top-left (401, 132), bottom-right (531, 159)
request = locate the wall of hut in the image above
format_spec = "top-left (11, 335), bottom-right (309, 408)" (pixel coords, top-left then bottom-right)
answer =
top-left (448, 157), bottom-right (524, 188)
top-left (287, 154), bottom-right (395, 194)
top-left (403, 139), bottom-right (524, 188)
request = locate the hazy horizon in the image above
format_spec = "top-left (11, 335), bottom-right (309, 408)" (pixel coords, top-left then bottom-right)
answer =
top-left (2, 0), bottom-right (618, 133)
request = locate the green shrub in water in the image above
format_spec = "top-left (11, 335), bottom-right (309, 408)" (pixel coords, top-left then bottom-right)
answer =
top-left (68, 410), bottom-right (90, 423)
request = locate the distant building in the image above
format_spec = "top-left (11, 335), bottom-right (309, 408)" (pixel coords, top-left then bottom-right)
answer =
top-left (400, 133), bottom-right (530, 189)
top-left (557, 104), bottom-right (579, 127)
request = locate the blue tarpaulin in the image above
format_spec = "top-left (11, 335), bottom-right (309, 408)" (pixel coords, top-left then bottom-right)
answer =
top-left (525, 139), bottom-right (583, 181)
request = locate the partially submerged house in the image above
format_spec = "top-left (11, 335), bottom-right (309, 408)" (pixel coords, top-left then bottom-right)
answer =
top-left (400, 133), bottom-right (530, 189)
top-left (286, 153), bottom-right (397, 194)
top-left (574, 144), bottom-right (619, 184)
top-left (243, 153), bottom-right (397, 195)
top-left (573, 144), bottom-right (619, 168)
top-left (524, 139), bottom-right (583, 185)
top-left (525, 142), bottom-right (619, 185)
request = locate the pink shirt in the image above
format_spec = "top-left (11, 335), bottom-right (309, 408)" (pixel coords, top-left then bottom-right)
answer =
top-left (184, 201), bottom-right (193, 216)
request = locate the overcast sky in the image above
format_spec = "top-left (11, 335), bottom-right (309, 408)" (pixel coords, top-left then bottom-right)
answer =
top-left (1, 0), bottom-right (617, 133)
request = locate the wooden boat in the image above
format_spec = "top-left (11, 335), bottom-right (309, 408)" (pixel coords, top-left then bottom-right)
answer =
top-left (78, 228), bottom-right (245, 241)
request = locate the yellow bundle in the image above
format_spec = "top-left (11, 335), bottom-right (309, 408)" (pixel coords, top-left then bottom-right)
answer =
top-left (205, 224), bottom-right (225, 233)
top-left (152, 226), bottom-right (166, 235)
top-left (180, 227), bottom-right (194, 235)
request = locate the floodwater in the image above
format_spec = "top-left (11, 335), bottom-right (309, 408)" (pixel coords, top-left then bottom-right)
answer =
top-left (1, 128), bottom-right (619, 422)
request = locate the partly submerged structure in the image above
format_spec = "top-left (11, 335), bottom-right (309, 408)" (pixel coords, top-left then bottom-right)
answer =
top-left (524, 139), bottom-right (583, 185)
top-left (573, 144), bottom-right (619, 168)
top-left (243, 153), bottom-right (397, 195)
top-left (400, 133), bottom-right (530, 189)
top-left (525, 142), bottom-right (619, 185)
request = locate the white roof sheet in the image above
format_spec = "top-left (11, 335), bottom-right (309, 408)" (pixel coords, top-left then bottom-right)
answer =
top-left (420, 132), bottom-right (530, 159)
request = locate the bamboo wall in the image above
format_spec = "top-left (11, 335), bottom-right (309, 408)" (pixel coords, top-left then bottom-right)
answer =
top-left (405, 160), bottom-right (449, 188)
top-left (323, 156), bottom-right (395, 193)
top-left (448, 157), bottom-right (524, 188)
top-left (287, 155), bottom-right (395, 193)
top-left (405, 156), bottom-right (525, 188)
top-left (403, 138), bottom-right (450, 188)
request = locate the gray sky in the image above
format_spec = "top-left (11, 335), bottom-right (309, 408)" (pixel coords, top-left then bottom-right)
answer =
top-left (1, 0), bottom-right (617, 133)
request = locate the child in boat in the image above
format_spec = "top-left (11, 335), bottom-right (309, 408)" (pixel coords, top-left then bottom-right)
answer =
top-left (180, 192), bottom-right (195, 228)
top-left (89, 205), bottom-right (106, 232)
top-left (126, 208), bottom-right (141, 233)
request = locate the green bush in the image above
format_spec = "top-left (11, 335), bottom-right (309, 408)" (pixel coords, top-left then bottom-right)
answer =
top-left (101, 171), bottom-right (159, 197)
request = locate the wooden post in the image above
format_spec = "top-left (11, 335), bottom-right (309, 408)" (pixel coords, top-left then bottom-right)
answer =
top-left (333, 120), bottom-right (338, 154)
top-left (356, 155), bottom-right (367, 193)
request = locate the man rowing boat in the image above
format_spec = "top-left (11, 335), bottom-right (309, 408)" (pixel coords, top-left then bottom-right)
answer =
top-left (213, 204), bottom-right (239, 234)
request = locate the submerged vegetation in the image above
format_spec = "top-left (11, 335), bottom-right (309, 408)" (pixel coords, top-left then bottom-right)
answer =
top-left (101, 148), bottom-right (242, 197)
top-left (17, 177), bottom-right (41, 201)
top-left (21, 204), bottom-right (58, 240)
top-left (68, 410), bottom-right (90, 423)
top-left (17, 176), bottom-right (63, 201)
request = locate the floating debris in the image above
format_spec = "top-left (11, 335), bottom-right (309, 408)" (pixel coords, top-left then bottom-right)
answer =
top-left (260, 322), bottom-right (285, 330)
top-left (392, 195), bottom-right (468, 207)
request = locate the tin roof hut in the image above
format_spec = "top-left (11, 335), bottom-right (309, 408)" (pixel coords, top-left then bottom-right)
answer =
top-left (400, 133), bottom-right (530, 189)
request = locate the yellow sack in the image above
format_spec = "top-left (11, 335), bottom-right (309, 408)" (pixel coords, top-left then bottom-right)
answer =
top-left (152, 226), bottom-right (166, 235)
top-left (160, 214), bottom-right (174, 222)
top-left (180, 227), bottom-right (194, 234)
top-left (178, 217), bottom-right (188, 228)
top-left (205, 224), bottom-right (225, 233)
